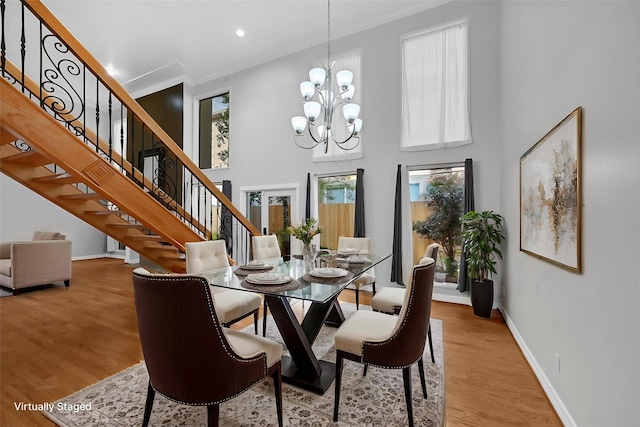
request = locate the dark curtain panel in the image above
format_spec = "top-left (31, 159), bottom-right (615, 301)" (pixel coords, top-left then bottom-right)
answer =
top-left (458, 158), bottom-right (475, 292)
top-left (354, 168), bottom-right (366, 237)
top-left (221, 180), bottom-right (233, 254)
top-left (305, 173), bottom-right (311, 220)
top-left (390, 165), bottom-right (404, 286)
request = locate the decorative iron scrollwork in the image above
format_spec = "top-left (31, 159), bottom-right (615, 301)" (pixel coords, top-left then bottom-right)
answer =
top-left (41, 34), bottom-right (84, 126)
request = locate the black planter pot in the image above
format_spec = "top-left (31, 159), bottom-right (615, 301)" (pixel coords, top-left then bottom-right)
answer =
top-left (470, 279), bottom-right (493, 318)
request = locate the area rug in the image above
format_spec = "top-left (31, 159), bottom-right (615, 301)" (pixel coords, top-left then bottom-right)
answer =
top-left (42, 303), bottom-right (445, 426)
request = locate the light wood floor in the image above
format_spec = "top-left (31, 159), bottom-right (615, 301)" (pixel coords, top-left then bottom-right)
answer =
top-left (0, 258), bottom-right (562, 426)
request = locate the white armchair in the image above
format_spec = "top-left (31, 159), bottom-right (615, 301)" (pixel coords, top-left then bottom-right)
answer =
top-left (186, 240), bottom-right (263, 334)
top-left (0, 231), bottom-right (72, 295)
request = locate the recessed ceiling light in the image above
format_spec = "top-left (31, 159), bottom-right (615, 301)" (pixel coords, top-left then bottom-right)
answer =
top-left (236, 29), bottom-right (245, 37)
top-left (105, 64), bottom-right (117, 76)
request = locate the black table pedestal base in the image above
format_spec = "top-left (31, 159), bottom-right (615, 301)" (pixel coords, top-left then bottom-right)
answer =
top-left (280, 356), bottom-right (336, 395)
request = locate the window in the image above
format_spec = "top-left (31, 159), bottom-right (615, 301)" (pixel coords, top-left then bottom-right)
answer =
top-left (313, 49), bottom-right (363, 162)
top-left (401, 18), bottom-right (471, 150)
top-left (409, 165), bottom-right (465, 283)
top-left (199, 93), bottom-right (229, 169)
top-left (317, 174), bottom-right (356, 249)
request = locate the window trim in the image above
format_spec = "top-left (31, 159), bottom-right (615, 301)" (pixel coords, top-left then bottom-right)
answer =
top-left (193, 86), bottom-right (232, 170)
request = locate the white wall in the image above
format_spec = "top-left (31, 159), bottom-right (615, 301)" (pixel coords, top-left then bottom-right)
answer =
top-left (187, 0), bottom-right (502, 287)
top-left (499, 1), bottom-right (640, 426)
top-left (2, 2), bottom-right (502, 270)
top-left (0, 175), bottom-right (105, 257)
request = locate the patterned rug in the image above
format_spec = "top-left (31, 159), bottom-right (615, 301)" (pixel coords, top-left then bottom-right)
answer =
top-left (42, 303), bottom-right (445, 426)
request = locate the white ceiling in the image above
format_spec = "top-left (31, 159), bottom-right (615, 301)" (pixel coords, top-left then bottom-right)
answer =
top-left (43, 0), bottom-right (447, 93)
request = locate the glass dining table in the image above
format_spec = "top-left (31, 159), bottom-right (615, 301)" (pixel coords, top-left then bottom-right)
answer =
top-left (199, 253), bottom-right (391, 395)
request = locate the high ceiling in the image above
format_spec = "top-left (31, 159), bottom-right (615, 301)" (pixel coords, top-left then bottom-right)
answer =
top-left (42, 0), bottom-right (447, 93)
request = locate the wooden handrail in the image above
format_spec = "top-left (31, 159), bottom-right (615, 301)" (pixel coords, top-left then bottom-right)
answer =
top-left (3, 59), bottom-right (210, 237)
top-left (22, 0), bottom-right (260, 237)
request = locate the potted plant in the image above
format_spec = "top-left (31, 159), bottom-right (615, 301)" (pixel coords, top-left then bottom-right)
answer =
top-left (288, 218), bottom-right (323, 264)
top-left (412, 173), bottom-right (464, 281)
top-left (461, 210), bottom-right (505, 318)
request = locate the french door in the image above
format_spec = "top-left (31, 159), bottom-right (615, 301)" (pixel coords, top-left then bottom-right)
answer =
top-left (244, 187), bottom-right (298, 259)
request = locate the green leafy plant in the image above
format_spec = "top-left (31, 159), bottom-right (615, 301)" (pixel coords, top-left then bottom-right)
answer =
top-left (461, 210), bottom-right (505, 281)
top-left (413, 173), bottom-right (464, 276)
top-left (288, 218), bottom-right (323, 245)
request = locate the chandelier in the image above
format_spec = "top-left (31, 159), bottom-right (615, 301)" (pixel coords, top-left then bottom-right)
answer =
top-left (291, 0), bottom-right (362, 153)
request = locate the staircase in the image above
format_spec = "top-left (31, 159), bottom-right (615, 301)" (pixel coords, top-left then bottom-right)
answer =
top-left (0, 0), bottom-right (259, 272)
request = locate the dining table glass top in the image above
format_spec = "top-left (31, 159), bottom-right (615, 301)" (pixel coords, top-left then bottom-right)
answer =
top-left (198, 253), bottom-right (391, 304)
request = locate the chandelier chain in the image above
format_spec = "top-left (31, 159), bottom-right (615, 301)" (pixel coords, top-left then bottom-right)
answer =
top-left (327, 0), bottom-right (331, 68)
top-left (291, 0), bottom-right (361, 153)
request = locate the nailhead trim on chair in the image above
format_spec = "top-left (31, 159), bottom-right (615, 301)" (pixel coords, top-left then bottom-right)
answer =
top-left (359, 261), bottom-right (432, 369)
top-left (133, 271), bottom-right (270, 405)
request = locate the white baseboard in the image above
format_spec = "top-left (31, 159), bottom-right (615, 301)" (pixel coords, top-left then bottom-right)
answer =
top-left (432, 292), bottom-right (471, 305)
top-left (499, 304), bottom-right (576, 427)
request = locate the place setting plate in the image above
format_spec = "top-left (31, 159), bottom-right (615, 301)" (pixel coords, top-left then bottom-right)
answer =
top-left (235, 260), bottom-right (274, 276)
top-left (241, 261), bottom-right (270, 270)
top-left (346, 255), bottom-right (371, 264)
top-left (309, 267), bottom-right (349, 278)
top-left (337, 248), bottom-right (360, 257)
top-left (245, 272), bottom-right (292, 285)
top-left (241, 272), bottom-right (303, 292)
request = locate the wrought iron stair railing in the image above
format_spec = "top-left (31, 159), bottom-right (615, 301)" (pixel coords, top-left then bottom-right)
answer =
top-left (0, 0), bottom-right (260, 267)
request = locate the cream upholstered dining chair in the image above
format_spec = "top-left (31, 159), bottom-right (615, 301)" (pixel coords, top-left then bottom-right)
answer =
top-left (252, 234), bottom-right (282, 261)
top-left (333, 258), bottom-right (435, 427)
top-left (186, 240), bottom-right (262, 334)
top-left (337, 236), bottom-right (374, 309)
top-left (371, 243), bottom-right (439, 362)
top-left (132, 269), bottom-right (283, 427)
top-left (251, 234), bottom-right (283, 337)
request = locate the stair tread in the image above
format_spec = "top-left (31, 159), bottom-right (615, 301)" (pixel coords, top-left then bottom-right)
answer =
top-left (32, 173), bottom-right (79, 185)
top-left (2, 149), bottom-right (51, 166)
top-left (85, 210), bottom-right (125, 215)
top-left (59, 193), bottom-right (103, 200)
top-left (107, 223), bottom-right (145, 229)
top-left (128, 235), bottom-right (165, 241)
top-left (144, 246), bottom-right (179, 252)
top-left (0, 129), bottom-right (17, 145)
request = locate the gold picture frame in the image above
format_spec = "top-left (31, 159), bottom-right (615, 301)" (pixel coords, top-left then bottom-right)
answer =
top-left (520, 107), bottom-right (582, 273)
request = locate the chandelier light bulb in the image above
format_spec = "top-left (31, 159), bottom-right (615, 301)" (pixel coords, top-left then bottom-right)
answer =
top-left (304, 101), bottom-right (321, 122)
top-left (291, 116), bottom-right (307, 134)
top-left (336, 70), bottom-right (353, 90)
top-left (309, 68), bottom-right (326, 87)
top-left (340, 84), bottom-right (355, 102)
top-left (342, 103), bottom-right (360, 124)
top-left (348, 118), bottom-right (363, 135)
top-left (300, 81), bottom-right (315, 100)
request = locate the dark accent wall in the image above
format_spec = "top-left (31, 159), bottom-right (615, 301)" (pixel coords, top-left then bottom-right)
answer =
top-left (136, 83), bottom-right (184, 147)
top-left (127, 83), bottom-right (184, 205)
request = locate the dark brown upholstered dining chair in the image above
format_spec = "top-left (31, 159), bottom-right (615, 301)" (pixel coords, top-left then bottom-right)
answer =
top-left (371, 242), bottom-right (439, 362)
top-left (132, 268), bottom-right (284, 427)
top-left (333, 258), bottom-right (435, 427)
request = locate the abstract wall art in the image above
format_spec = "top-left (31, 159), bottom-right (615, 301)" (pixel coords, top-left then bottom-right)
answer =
top-left (520, 107), bottom-right (582, 273)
